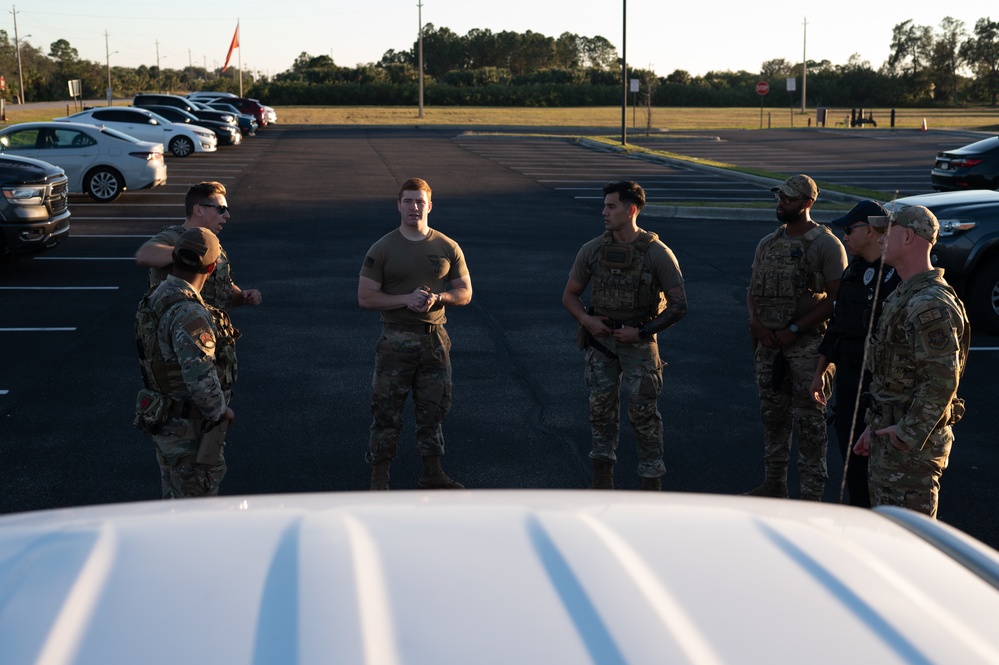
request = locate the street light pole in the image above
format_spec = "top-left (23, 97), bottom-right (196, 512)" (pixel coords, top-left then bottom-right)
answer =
top-left (105, 31), bottom-right (117, 106)
top-left (621, 0), bottom-right (627, 146)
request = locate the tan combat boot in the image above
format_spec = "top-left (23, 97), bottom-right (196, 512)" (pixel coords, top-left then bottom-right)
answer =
top-left (589, 459), bottom-right (615, 490)
top-left (641, 477), bottom-right (662, 492)
top-left (418, 455), bottom-right (465, 489)
top-left (370, 460), bottom-right (391, 490)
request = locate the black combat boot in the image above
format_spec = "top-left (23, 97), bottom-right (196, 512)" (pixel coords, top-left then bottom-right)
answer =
top-left (589, 459), bottom-right (615, 489)
top-left (418, 455), bottom-right (465, 489)
top-left (370, 460), bottom-right (391, 490)
top-left (641, 476), bottom-right (662, 492)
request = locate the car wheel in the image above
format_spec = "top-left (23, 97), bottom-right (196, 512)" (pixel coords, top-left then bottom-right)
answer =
top-left (170, 136), bottom-right (194, 157)
top-left (968, 259), bottom-right (999, 335)
top-left (85, 167), bottom-right (125, 202)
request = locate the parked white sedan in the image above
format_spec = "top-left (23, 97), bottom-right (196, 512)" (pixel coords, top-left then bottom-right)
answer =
top-left (1, 491), bottom-right (998, 664)
top-left (56, 107), bottom-right (217, 157)
top-left (0, 121), bottom-right (166, 202)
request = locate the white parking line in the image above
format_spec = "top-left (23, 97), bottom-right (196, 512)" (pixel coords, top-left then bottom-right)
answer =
top-left (0, 328), bottom-right (76, 331)
top-left (72, 217), bottom-right (179, 221)
top-left (0, 286), bottom-right (118, 290)
top-left (970, 347), bottom-right (999, 352)
top-left (70, 234), bottom-right (151, 238)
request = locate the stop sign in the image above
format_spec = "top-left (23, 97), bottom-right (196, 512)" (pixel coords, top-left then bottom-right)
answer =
top-left (756, 81), bottom-right (769, 95)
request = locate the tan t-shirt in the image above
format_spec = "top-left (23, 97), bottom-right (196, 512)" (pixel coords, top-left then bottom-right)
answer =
top-left (360, 228), bottom-right (468, 325)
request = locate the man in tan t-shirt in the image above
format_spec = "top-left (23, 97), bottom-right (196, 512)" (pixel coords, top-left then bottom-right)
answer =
top-left (358, 178), bottom-right (472, 491)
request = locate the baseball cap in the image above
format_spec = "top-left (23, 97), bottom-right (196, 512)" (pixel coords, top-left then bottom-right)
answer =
top-left (868, 205), bottom-right (939, 245)
top-left (172, 227), bottom-right (221, 272)
top-left (770, 174), bottom-right (819, 201)
top-left (829, 200), bottom-right (888, 228)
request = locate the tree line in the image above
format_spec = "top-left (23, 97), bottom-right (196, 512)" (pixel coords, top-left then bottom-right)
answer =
top-left (3, 16), bottom-right (999, 108)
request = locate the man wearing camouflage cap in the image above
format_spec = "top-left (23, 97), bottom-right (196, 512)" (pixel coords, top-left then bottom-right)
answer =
top-left (854, 205), bottom-right (969, 518)
top-left (134, 226), bottom-right (239, 498)
top-left (746, 174), bottom-right (848, 500)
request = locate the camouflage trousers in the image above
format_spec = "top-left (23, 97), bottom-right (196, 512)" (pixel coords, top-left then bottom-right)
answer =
top-left (868, 408), bottom-right (952, 518)
top-left (151, 416), bottom-right (226, 499)
top-left (367, 326), bottom-right (452, 463)
top-left (754, 331), bottom-right (832, 499)
top-left (584, 335), bottom-right (666, 478)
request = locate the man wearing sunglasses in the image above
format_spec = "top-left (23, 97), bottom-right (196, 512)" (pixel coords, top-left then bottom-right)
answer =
top-left (135, 181), bottom-right (263, 311)
top-left (807, 200), bottom-right (901, 507)
top-left (746, 174), bottom-right (847, 500)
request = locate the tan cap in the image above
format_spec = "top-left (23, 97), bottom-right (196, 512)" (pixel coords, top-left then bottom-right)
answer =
top-left (172, 227), bottom-right (221, 272)
top-left (869, 205), bottom-right (939, 245)
top-left (770, 174), bottom-right (819, 201)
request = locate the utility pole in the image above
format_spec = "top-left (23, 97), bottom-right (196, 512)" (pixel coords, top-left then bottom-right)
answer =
top-left (104, 30), bottom-right (115, 106)
top-left (621, 0), bottom-right (627, 146)
top-left (156, 39), bottom-right (162, 92)
top-left (12, 5), bottom-right (26, 104)
top-left (801, 17), bottom-right (807, 113)
top-left (417, 0), bottom-right (424, 118)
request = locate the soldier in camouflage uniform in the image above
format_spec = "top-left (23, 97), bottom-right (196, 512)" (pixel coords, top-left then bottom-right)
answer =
top-left (746, 175), bottom-right (848, 500)
top-left (854, 206), bottom-right (969, 518)
top-left (562, 181), bottom-right (688, 491)
top-left (358, 178), bottom-right (472, 491)
top-left (135, 181), bottom-right (262, 310)
top-left (134, 227), bottom-right (238, 498)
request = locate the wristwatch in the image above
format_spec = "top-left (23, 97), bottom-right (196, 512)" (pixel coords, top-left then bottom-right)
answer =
top-left (638, 326), bottom-right (652, 340)
top-left (789, 323), bottom-right (800, 334)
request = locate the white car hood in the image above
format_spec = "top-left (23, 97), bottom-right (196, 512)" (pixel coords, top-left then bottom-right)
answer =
top-left (1, 491), bottom-right (998, 665)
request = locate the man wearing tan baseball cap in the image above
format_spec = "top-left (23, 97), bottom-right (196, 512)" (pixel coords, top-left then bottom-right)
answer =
top-left (854, 205), bottom-right (970, 517)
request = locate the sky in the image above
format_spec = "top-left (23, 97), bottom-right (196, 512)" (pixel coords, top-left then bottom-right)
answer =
top-left (16, 2), bottom-right (992, 81)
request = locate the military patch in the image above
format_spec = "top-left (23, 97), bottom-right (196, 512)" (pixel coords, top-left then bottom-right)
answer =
top-left (364, 255), bottom-right (375, 268)
top-left (200, 332), bottom-right (216, 349)
top-left (183, 315), bottom-right (217, 353)
top-left (917, 308), bottom-right (943, 325)
top-left (927, 329), bottom-right (948, 349)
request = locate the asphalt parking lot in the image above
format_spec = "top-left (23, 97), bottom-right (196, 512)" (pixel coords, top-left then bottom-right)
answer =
top-left (1, 125), bottom-right (996, 550)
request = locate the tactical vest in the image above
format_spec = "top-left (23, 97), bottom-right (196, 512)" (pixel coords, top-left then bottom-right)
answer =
top-left (832, 260), bottom-right (895, 340)
top-left (751, 224), bottom-right (831, 329)
top-left (135, 290), bottom-right (239, 398)
top-left (590, 230), bottom-right (665, 320)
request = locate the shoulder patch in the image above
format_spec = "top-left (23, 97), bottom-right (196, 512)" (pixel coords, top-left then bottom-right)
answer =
top-left (364, 255), bottom-right (375, 268)
top-left (917, 308), bottom-right (944, 326)
top-left (182, 314), bottom-right (216, 352)
top-left (927, 329), bottom-right (948, 350)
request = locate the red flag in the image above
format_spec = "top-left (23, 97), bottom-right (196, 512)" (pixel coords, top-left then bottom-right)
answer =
top-left (222, 24), bottom-right (239, 72)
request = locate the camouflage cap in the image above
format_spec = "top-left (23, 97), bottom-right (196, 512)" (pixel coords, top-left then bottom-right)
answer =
top-left (172, 227), bottom-right (221, 272)
top-left (868, 205), bottom-right (939, 245)
top-left (770, 174), bottom-right (819, 200)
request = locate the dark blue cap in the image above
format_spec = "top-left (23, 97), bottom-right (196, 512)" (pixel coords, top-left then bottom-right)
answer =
top-left (829, 200), bottom-right (888, 228)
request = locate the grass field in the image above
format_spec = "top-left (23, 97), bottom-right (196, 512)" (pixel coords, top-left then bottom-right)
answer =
top-left (8, 103), bottom-right (998, 132)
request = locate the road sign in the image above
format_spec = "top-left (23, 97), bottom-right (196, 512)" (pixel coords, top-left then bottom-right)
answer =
top-left (756, 81), bottom-right (769, 95)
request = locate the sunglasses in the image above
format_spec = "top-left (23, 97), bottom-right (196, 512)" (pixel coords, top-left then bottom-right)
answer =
top-left (844, 223), bottom-right (869, 235)
top-left (199, 203), bottom-right (229, 215)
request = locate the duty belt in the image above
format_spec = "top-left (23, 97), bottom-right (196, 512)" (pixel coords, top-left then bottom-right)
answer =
top-left (603, 316), bottom-right (650, 329)
top-left (384, 322), bottom-right (443, 334)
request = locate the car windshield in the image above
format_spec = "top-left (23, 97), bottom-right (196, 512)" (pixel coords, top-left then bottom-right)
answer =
top-left (99, 127), bottom-right (143, 144)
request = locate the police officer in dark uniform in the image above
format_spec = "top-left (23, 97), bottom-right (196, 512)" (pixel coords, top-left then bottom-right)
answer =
top-left (809, 200), bottom-right (900, 506)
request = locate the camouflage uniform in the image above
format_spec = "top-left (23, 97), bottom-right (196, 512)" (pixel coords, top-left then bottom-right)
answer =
top-left (144, 224), bottom-right (237, 310)
top-left (135, 274), bottom-right (238, 498)
top-left (570, 230), bottom-right (684, 478)
top-left (360, 228), bottom-right (467, 464)
top-left (865, 269), bottom-right (968, 517)
top-left (750, 223), bottom-right (847, 499)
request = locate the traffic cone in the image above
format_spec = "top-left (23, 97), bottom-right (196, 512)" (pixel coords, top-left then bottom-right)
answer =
top-left (921, 118), bottom-right (927, 131)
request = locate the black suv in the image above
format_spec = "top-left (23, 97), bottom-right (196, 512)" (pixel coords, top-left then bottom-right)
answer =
top-left (890, 190), bottom-right (999, 334)
top-left (0, 154), bottom-right (71, 260)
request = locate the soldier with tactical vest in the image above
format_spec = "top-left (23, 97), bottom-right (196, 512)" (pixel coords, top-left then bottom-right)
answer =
top-left (562, 180), bottom-right (688, 491)
top-left (746, 174), bottom-right (848, 500)
top-left (135, 181), bottom-right (262, 311)
top-left (808, 200), bottom-right (901, 507)
top-left (134, 227), bottom-right (239, 499)
top-left (854, 206), bottom-right (969, 518)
